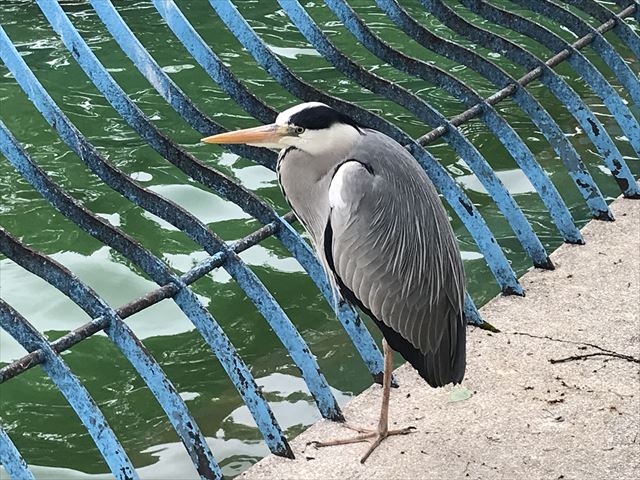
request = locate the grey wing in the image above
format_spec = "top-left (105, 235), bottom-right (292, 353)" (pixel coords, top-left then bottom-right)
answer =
top-left (324, 144), bottom-right (465, 386)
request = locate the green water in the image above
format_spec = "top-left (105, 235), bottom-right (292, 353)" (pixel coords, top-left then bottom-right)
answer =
top-left (0, 0), bottom-right (637, 478)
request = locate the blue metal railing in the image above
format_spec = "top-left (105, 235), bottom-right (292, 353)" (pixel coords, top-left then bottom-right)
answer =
top-left (377, 0), bottom-right (613, 220)
top-left (423, 0), bottom-right (640, 198)
top-left (1, 1), bottom-right (638, 478)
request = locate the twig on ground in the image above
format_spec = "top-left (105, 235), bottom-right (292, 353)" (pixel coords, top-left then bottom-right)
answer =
top-left (549, 352), bottom-right (639, 364)
top-left (508, 331), bottom-right (640, 364)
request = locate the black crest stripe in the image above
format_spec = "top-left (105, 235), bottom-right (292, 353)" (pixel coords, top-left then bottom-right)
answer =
top-left (289, 105), bottom-right (362, 131)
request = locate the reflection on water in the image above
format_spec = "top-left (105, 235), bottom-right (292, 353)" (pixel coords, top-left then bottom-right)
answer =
top-left (0, 373), bottom-right (347, 479)
top-left (266, 45), bottom-right (321, 60)
top-left (457, 169), bottom-right (537, 195)
top-left (142, 183), bottom-right (251, 231)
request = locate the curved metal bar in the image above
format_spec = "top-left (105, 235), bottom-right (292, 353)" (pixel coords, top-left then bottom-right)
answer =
top-left (151, 0), bottom-right (276, 124)
top-left (512, 0), bottom-right (640, 107)
top-left (422, 0), bottom-right (640, 198)
top-left (0, 296), bottom-right (138, 480)
top-left (325, 0), bottom-right (581, 245)
top-left (180, 0), bottom-right (521, 295)
top-left (459, 0), bottom-right (640, 159)
top-left (87, 0), bottom-right (389, 382)
top-left (563, 0), bottom-right (640, 70)
top-left (154, 0), bottom-right (376, 131)
top-left (89, 0), bottom-right (276, 170)
top-left (0, 425), bottom-right (36, 480)
top-left (0, 123), bottom-right (222, 479)
top-left (375, 0), bottom-right (612, 222)
top-left (0, 25), bottom-right (292, 458)
top-left (35, 0), bottom-right (344, 423)
top-left (268, 0), bottom-right (552, 268)
top-left (462, 292), bottom-right (482, 326)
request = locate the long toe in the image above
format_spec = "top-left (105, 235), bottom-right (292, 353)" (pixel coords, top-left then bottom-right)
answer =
top-left (308, 423), bottom-right (415, 461)
top-left (360, 426), bottom-right (416, 464)
top-left (309, 422), bottom-right (377, 447)
top-left (309, 431), bottom-right (375, 448)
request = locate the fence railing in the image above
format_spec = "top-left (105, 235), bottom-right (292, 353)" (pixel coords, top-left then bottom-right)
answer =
top-left (1, 1), bottom-right (638, 478)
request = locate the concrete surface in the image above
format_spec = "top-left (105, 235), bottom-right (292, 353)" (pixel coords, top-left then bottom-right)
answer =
top-left (240, 194), bottom-right (640, 480)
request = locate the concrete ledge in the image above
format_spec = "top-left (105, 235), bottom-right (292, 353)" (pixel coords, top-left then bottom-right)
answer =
top-left (241, 195), bottom-right (639, 480)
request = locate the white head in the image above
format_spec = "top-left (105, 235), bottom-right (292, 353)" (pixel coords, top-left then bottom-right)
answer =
top-left (202, 102), bottom-right (363, 156)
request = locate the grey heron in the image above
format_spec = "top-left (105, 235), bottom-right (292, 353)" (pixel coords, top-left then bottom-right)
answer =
top-left (202, 102), bottom-right (466, 463)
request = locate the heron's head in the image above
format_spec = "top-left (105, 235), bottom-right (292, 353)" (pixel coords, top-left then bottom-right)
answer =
top-left (201, 102), bottom-right (362, 155)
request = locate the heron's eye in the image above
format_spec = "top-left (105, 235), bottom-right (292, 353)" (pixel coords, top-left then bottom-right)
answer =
top-left (295, 126), bottom-right (305, 135)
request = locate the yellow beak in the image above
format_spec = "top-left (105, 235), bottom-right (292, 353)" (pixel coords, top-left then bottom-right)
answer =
top-left (201, 123), bottom-right (285, 146)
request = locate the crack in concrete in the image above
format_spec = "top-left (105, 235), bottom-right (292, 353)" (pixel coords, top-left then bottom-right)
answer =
top-left (508, 331), bottom-right (640, 364)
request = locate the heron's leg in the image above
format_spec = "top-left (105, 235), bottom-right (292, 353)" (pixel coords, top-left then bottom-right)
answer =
top-left (311, 340), bottom-right (415, 461)
top-left (358, 339), bottom-right (415, 463)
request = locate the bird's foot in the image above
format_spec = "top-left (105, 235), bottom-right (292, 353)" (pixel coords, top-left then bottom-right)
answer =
top-left (359, 425), bottom-right (416, 464)
top-left (309, 424), bottom-right (415, 463)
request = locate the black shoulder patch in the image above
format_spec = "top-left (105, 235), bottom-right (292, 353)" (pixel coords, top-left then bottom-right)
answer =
top-left (323, 217), bottom-right (365, 311)
top-left (289, 105), bottom-right (362, 131)
top-left (332, 159), bottom-right (374, 177)
top-left (278, 145), bottom-right (297, 162)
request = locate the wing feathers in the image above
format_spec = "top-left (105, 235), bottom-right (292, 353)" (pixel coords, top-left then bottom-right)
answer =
top-left (322, 133), bottom-right (466, 387)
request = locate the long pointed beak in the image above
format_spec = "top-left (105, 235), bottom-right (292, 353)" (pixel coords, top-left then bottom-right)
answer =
top-left (201, 123), bottom-right (284, 146)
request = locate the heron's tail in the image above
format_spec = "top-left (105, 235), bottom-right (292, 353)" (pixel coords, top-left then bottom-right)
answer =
top-left (420, 311), bottom-right (466, 387)
top-left (372, 310), bottom-right (466, 388)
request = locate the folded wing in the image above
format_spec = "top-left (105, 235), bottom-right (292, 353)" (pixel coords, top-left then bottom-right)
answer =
top-left (323, 133), bottom-right (466, 387)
